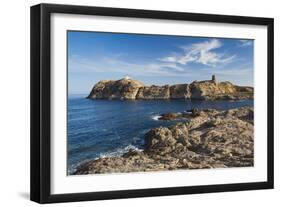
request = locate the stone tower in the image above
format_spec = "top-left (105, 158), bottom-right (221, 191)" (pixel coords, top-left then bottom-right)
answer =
top-left (212, 74), bottom-right (216, 82)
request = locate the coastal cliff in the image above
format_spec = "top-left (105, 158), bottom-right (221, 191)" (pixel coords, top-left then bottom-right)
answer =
top-left (87, 75), bottom-right (253, 100)
top-left (73, 106), bottom-right (254, 174)
top-left (87, 78), bottom-right (144, 100)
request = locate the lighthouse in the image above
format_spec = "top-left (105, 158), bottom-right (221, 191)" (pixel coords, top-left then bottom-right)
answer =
top-left (124, 74), bottom-right (131, 80)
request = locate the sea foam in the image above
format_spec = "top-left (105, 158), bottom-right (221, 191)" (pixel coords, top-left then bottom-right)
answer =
top-left (151, 115), bottom-right (162, 121)
top-left (99, 144), bottom-right (143, 158)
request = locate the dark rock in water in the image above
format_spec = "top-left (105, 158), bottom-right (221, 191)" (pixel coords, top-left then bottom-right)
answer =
top-left (191, 108), bottom-right (201, 116)
top-left (158, 108), bottom-right (201, 121)
top-left (158, 112), bottom-right (180, 120)
top-left (87, 76), bottom-right (253, 100)
top-left (73, 107), bottom-right (254, 174)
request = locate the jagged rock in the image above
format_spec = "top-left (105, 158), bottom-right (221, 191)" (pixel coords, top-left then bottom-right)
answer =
top-left (190, 80), bottom-right (231, 100)
top-left (191, 108), bottom-right (201, 116)
top-left (87, 78), bottom-right (144, 100)
top-left (170, 84), bottom-right (190, 99)
top-left (189, 80), bottom-right (253, 100)
top-left (73, 107), bottom-right (254, 174)
top-left (136, 85), bottom-right (170, 99)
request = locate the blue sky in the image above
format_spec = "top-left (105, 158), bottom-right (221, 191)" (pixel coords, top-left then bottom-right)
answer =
top-left (68, 31), bottom-right (254, 94)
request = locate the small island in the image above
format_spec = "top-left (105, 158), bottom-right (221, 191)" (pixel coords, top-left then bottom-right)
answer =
top-left (87, 75), bottom-right (253, 101)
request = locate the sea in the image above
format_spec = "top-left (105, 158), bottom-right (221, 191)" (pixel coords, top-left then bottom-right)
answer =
top-left (67, 94), bottom-right (253, 174)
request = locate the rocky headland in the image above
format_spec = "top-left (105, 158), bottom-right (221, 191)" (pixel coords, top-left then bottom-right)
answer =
top-left (73, 106), bottom-right (254, 174)
top-left (87, 75), bottom-right (253, 100)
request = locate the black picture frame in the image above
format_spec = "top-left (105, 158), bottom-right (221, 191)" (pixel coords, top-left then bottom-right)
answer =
top-left (30, 3), bottom-right (274, 204)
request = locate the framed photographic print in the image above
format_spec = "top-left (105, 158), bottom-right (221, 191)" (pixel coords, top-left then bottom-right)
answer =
top-left (30, 3), bottom-right (274, 203)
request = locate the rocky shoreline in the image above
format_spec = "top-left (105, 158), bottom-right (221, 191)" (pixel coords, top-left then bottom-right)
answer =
top-left (87, 76), bottom-right (253, 101)
top-left (73, 106), bottom-right (254, 175)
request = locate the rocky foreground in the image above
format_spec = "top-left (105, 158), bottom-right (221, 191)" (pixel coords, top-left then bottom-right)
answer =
top-left (87, 76), bottom-right (253, 100)
top-left (73, 106), bottom-right (254, 174)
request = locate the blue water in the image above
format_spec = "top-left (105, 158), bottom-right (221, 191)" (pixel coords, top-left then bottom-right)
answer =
top-left (67, 94), bottom-right (253, 174)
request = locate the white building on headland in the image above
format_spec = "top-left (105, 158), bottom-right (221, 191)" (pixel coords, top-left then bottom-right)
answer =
top-left (124, 74), bottom-right (131, 80)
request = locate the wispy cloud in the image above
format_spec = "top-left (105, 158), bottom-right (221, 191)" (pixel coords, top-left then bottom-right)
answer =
top-left (159, 39), bottom-right (235, 67)
top-left (69, 55), bottom-right (189, 78)
top-left (238, 40), bottom-right (253, 47)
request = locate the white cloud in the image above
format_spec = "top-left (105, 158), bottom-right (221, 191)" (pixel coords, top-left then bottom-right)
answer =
top-left (239, 40), bottom-right (253, 47)
top-left (160, 39), bottom-right (235, 67)
top-left (69, 55), bottom-right (189, 77)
